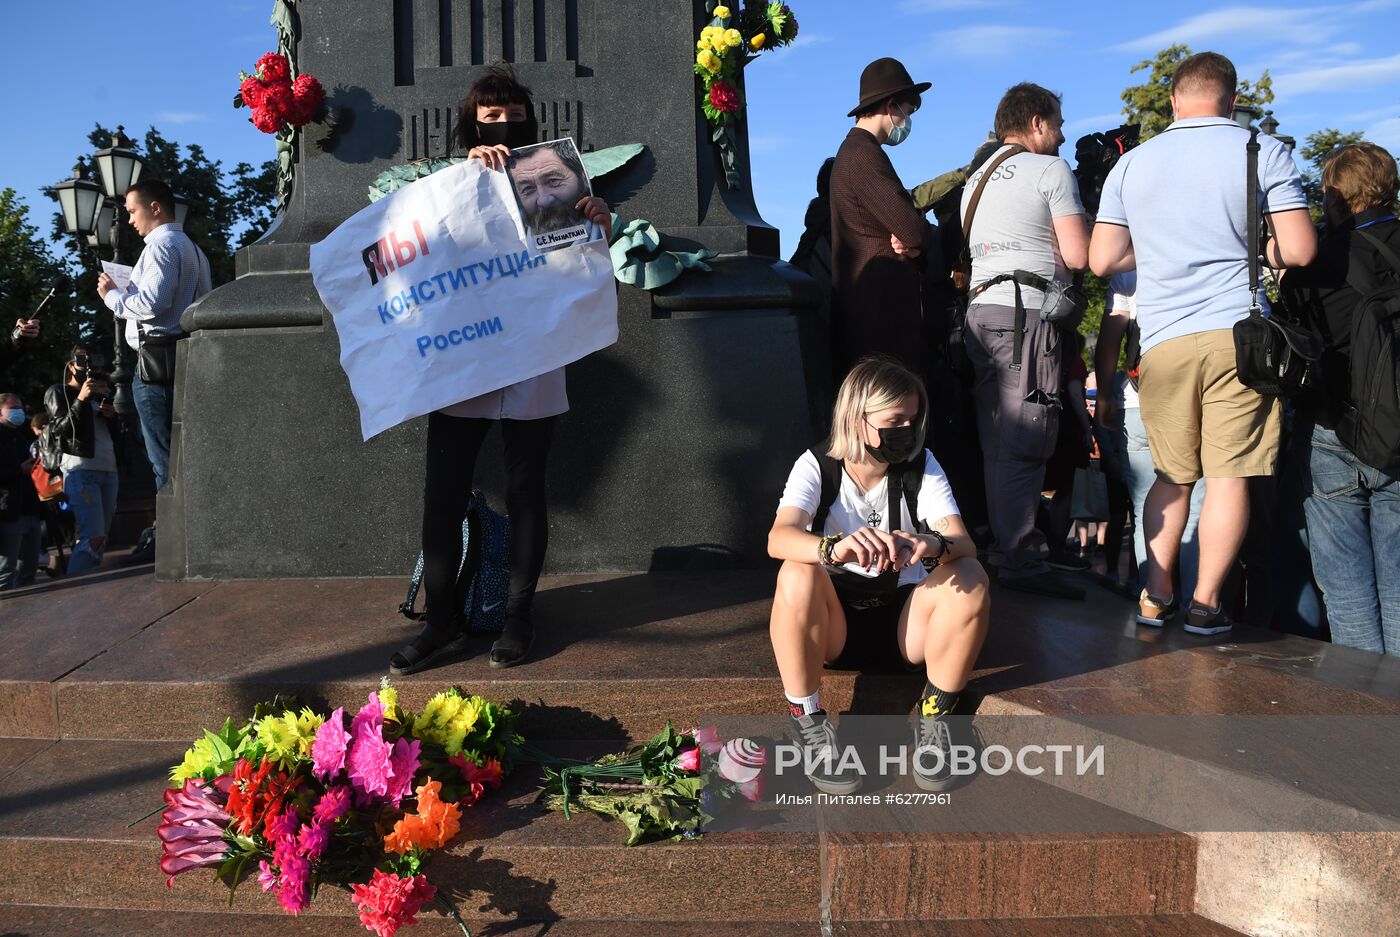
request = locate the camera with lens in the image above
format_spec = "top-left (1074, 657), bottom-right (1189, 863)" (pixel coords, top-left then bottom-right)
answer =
top-left (1073, 123), bottom-right (1141, 216)
top-left (71, 353), bottom-right (113, 400)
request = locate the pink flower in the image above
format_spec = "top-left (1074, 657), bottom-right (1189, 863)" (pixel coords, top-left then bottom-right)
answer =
top-left (157, 779), bottom-right (231, 888)
top-left (384, 737), bottom-right (421, 808)
top-left (312, 707), bottom-right (351, 781)
top-left (692, 726), bottom-right (723, 755)
top-left (350, 869), bottom-right (438, 937)
top-left (264, 809), bottom-right (299, 847)
top-left (297, 821), bottom-right (330, 859)
top-left (313, 785), bottom-right (352, 825)
top-left (276, 853), bottom-right (311, 915)
top-left (258, 860), bottom-right (278, 893)
top-left (347, 693), bottom-right (394, 799)
top-left (677, 747), bottom-right (701, 772)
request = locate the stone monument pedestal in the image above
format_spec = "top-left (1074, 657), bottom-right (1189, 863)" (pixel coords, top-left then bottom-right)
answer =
top-left (158, 0), bottom-right (823, 579)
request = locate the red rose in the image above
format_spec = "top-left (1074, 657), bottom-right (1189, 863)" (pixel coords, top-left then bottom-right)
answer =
top-left (250, 105), bottom-right (284, 134)
top-left (256, 52), bottom-right (290, 83)
top-left (288, 74), bottom-right (325, 126)
top-left (239, 76), bottom-right (267, 109)
top-left (708, 81), bottom-right (739, 114)
top-left (261, 81), bottom-right (295, 121)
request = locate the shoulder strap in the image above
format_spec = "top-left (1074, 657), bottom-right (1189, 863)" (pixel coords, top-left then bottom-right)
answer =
top-left (894, 455), bottom-right (929, 534)
top-left (809, 447), bottom-right (843, 533)
top-left (1246, 128), bottom-right (1262, 314)
top-left (962, 144), bottom-right (1026, 245)
top-left (1352, 229), bottom-right (1400, 289)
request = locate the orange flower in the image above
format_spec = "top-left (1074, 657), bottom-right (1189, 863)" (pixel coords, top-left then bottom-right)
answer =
top-left (384, 779), bottom-right (461, 854)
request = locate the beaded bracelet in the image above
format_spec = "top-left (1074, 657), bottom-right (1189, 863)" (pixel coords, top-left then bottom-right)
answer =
top-left (818, 532), bottom-right (845, 567)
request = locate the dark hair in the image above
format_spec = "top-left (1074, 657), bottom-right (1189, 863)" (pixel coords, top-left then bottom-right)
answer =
top-left (854, 90), bottom-right (921, 120)
top-left (452, 65), bottom-right (539, 152)
top-left (1172, 52), bottom-right (1237, 101)
top-left (126, 178), bottom-right (175, 217)
top-left (994, 83), bottom-right (1063, 140)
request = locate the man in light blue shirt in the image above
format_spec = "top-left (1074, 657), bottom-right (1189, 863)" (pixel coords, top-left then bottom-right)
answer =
top-left (96, 179), bottom-right (210, 499)
top-left (1090, 52), bottom-right (1316, 637)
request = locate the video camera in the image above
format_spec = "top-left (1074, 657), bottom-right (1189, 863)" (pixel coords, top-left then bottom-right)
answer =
top-left (71, 351), bottom-right (111, 387)
top-left (1073, 123), bottom-right (1141, 216)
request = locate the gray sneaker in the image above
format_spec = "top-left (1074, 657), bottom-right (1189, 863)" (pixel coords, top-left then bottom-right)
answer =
top-left (789, 708), bottom-right (863, 795)
top-left (912, 717), bottom-right (957, 792)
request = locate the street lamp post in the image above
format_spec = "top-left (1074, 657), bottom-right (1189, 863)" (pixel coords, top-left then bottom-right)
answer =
top-left (87, 127), bottom-right (145, 418)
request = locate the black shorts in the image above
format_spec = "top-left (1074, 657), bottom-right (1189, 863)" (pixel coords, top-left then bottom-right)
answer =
top-left (826, 578), bottom-right (917, 671)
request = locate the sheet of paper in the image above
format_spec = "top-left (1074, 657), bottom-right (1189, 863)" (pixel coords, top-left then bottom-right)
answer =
top-left (101, 261), bottom-right (134, 293)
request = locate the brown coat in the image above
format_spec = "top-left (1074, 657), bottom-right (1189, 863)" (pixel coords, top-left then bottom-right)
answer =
top-left (829, 127), bottom-right (931, 378)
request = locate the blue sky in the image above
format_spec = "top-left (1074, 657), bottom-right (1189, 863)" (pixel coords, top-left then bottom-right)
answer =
top-left (4, 1), bottom-right (1397, 256)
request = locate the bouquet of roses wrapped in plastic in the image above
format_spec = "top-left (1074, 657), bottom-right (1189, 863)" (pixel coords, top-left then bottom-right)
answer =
top-left (157, 683), bottom-right (515, 937)
top-left (539, 723), bottom-right (767, 846)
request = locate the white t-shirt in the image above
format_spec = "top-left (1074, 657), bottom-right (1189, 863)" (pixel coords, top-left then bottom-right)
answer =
top-left (777, 449), bottom-right (961, 588)
top-left (60, 402), bottom-right (117, 474)
top-left (962, 145), bottom-right (1085, 309)
top-left (1108, 271), bottom-right (1140, 410)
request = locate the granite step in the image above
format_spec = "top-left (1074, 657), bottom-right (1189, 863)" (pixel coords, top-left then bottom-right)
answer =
top-left (5, 570), bottom-right (1400, 744)
top-left (0, 738), bottom-right (1194, 924)
top-left (0, 905), bottom-right (1250, 936)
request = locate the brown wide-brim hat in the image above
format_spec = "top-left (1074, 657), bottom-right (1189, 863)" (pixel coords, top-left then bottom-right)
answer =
top-left (847, 57), bottom-right (931, 117)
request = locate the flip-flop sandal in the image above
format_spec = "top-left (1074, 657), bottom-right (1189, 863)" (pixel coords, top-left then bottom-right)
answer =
top-left (489, 628), bottom-right (534, 669)
top-left (389, 630), bottom-right (471, 676)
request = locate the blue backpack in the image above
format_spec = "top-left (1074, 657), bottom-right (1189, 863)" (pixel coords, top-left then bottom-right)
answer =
top-left (399, 490), bottom-right (511, 632)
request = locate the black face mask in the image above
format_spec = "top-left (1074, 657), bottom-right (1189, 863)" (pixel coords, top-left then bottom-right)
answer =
top-left (475, 119), bottom-right (534, 149)
top-left (864, 421), bottom-right (921, 464)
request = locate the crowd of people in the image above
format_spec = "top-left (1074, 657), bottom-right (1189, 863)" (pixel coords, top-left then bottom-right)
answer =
top-left (773, 52), bottom-right (1397, 793)
top-left (2, 51), bottom-right (1396, 793)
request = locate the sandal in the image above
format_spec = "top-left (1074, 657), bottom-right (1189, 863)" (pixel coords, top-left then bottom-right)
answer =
top-left (389, 627), bottom-right (471, 676)
top-left (489, 618), bottom-right (534, 669)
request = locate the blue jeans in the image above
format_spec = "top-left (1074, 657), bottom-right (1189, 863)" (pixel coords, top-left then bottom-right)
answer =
top-left (64, 469), bottom-right (119, 575)
top-left (1122, 406), bottom-right (1204, 600)
top-left (1303, 424), bottom-right (1400, 656)
top-left (133, 372), bottom-right (173, 492)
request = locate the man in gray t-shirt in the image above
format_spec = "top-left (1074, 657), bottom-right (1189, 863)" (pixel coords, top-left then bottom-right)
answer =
top-left (960, 83), bottom-right (1090, 599)
top-left (1089, 51), bottom-right (1316, 637)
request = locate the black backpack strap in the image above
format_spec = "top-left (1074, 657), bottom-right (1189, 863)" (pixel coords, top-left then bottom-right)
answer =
top-left (1246, 128), bottom-right (1263, 315)
top-left (893, 453), bottom-right (929, 535)
top-left (809, 447), bottom-right (843, 534)
top-left (1348, 229), bottom-right (1400, 295)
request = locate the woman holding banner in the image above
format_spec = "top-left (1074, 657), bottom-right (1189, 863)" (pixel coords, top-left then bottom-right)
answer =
top-left (390, 66), bottom-right (613, 675)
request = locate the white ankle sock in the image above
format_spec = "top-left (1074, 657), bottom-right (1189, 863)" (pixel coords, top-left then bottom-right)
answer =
top-left (785, 690), bottom-right (821, 715)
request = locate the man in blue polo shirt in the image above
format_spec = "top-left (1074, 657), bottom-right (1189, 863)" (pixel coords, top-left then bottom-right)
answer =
top-left (1089, 51), bottom-right (1316, 636)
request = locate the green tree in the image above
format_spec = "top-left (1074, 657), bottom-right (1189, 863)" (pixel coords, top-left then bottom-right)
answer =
top-left (1121, 44), bottom-right (1274, 139)
top-left (1299, 128), bottom-right (1366, 220)
top-left (0, 188), bottom-right (87, 408)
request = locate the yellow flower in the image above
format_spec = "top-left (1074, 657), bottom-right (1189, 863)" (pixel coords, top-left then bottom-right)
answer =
top-left (713, 5), bottom-right (730, 17)
top-left (378, 686), bottom-right (399, 722)
top-left (723, 28), bottom-right (742, 48)
top-left (411, 689), bottom-right (482, 756)
top-left (169, 736), bottom-right (218, 786)
top-left (750, 32), bottom-right (766, 50)
top-left (254, 707), bottom-right (324, 770)
top-left (697, 49), bottom-right (721, 73)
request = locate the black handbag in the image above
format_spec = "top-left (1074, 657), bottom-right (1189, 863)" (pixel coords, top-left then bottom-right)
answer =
top-left (137, 325), bottom-right (180, 385)
top-left (1233, 128), bottom-right (1321, 396)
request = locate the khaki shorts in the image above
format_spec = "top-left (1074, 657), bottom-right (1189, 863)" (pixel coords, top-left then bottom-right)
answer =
top-left (1138, 329), bottom-right (1280, 483)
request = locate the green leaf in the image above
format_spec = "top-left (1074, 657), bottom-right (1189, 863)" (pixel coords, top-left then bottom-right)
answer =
top-left (581, 144), bottom-right (646, 181)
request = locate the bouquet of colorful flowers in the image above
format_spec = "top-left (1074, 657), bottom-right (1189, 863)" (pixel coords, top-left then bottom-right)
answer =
top-left (539, 724), bottom-right (767, 845)
top-left (157, 683), bottom-right (516, 937)
top-left (234, 52), bottom-right (326, 135)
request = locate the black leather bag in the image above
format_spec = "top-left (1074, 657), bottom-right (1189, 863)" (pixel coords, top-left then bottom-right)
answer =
top-left (137, 326), bottom-right (180, 386)
top-left (1233, 128), bottom-right (1321, 396)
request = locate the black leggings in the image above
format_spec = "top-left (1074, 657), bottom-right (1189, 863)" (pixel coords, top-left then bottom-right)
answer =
top-left (421, 412), bottom-right (556, 631)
